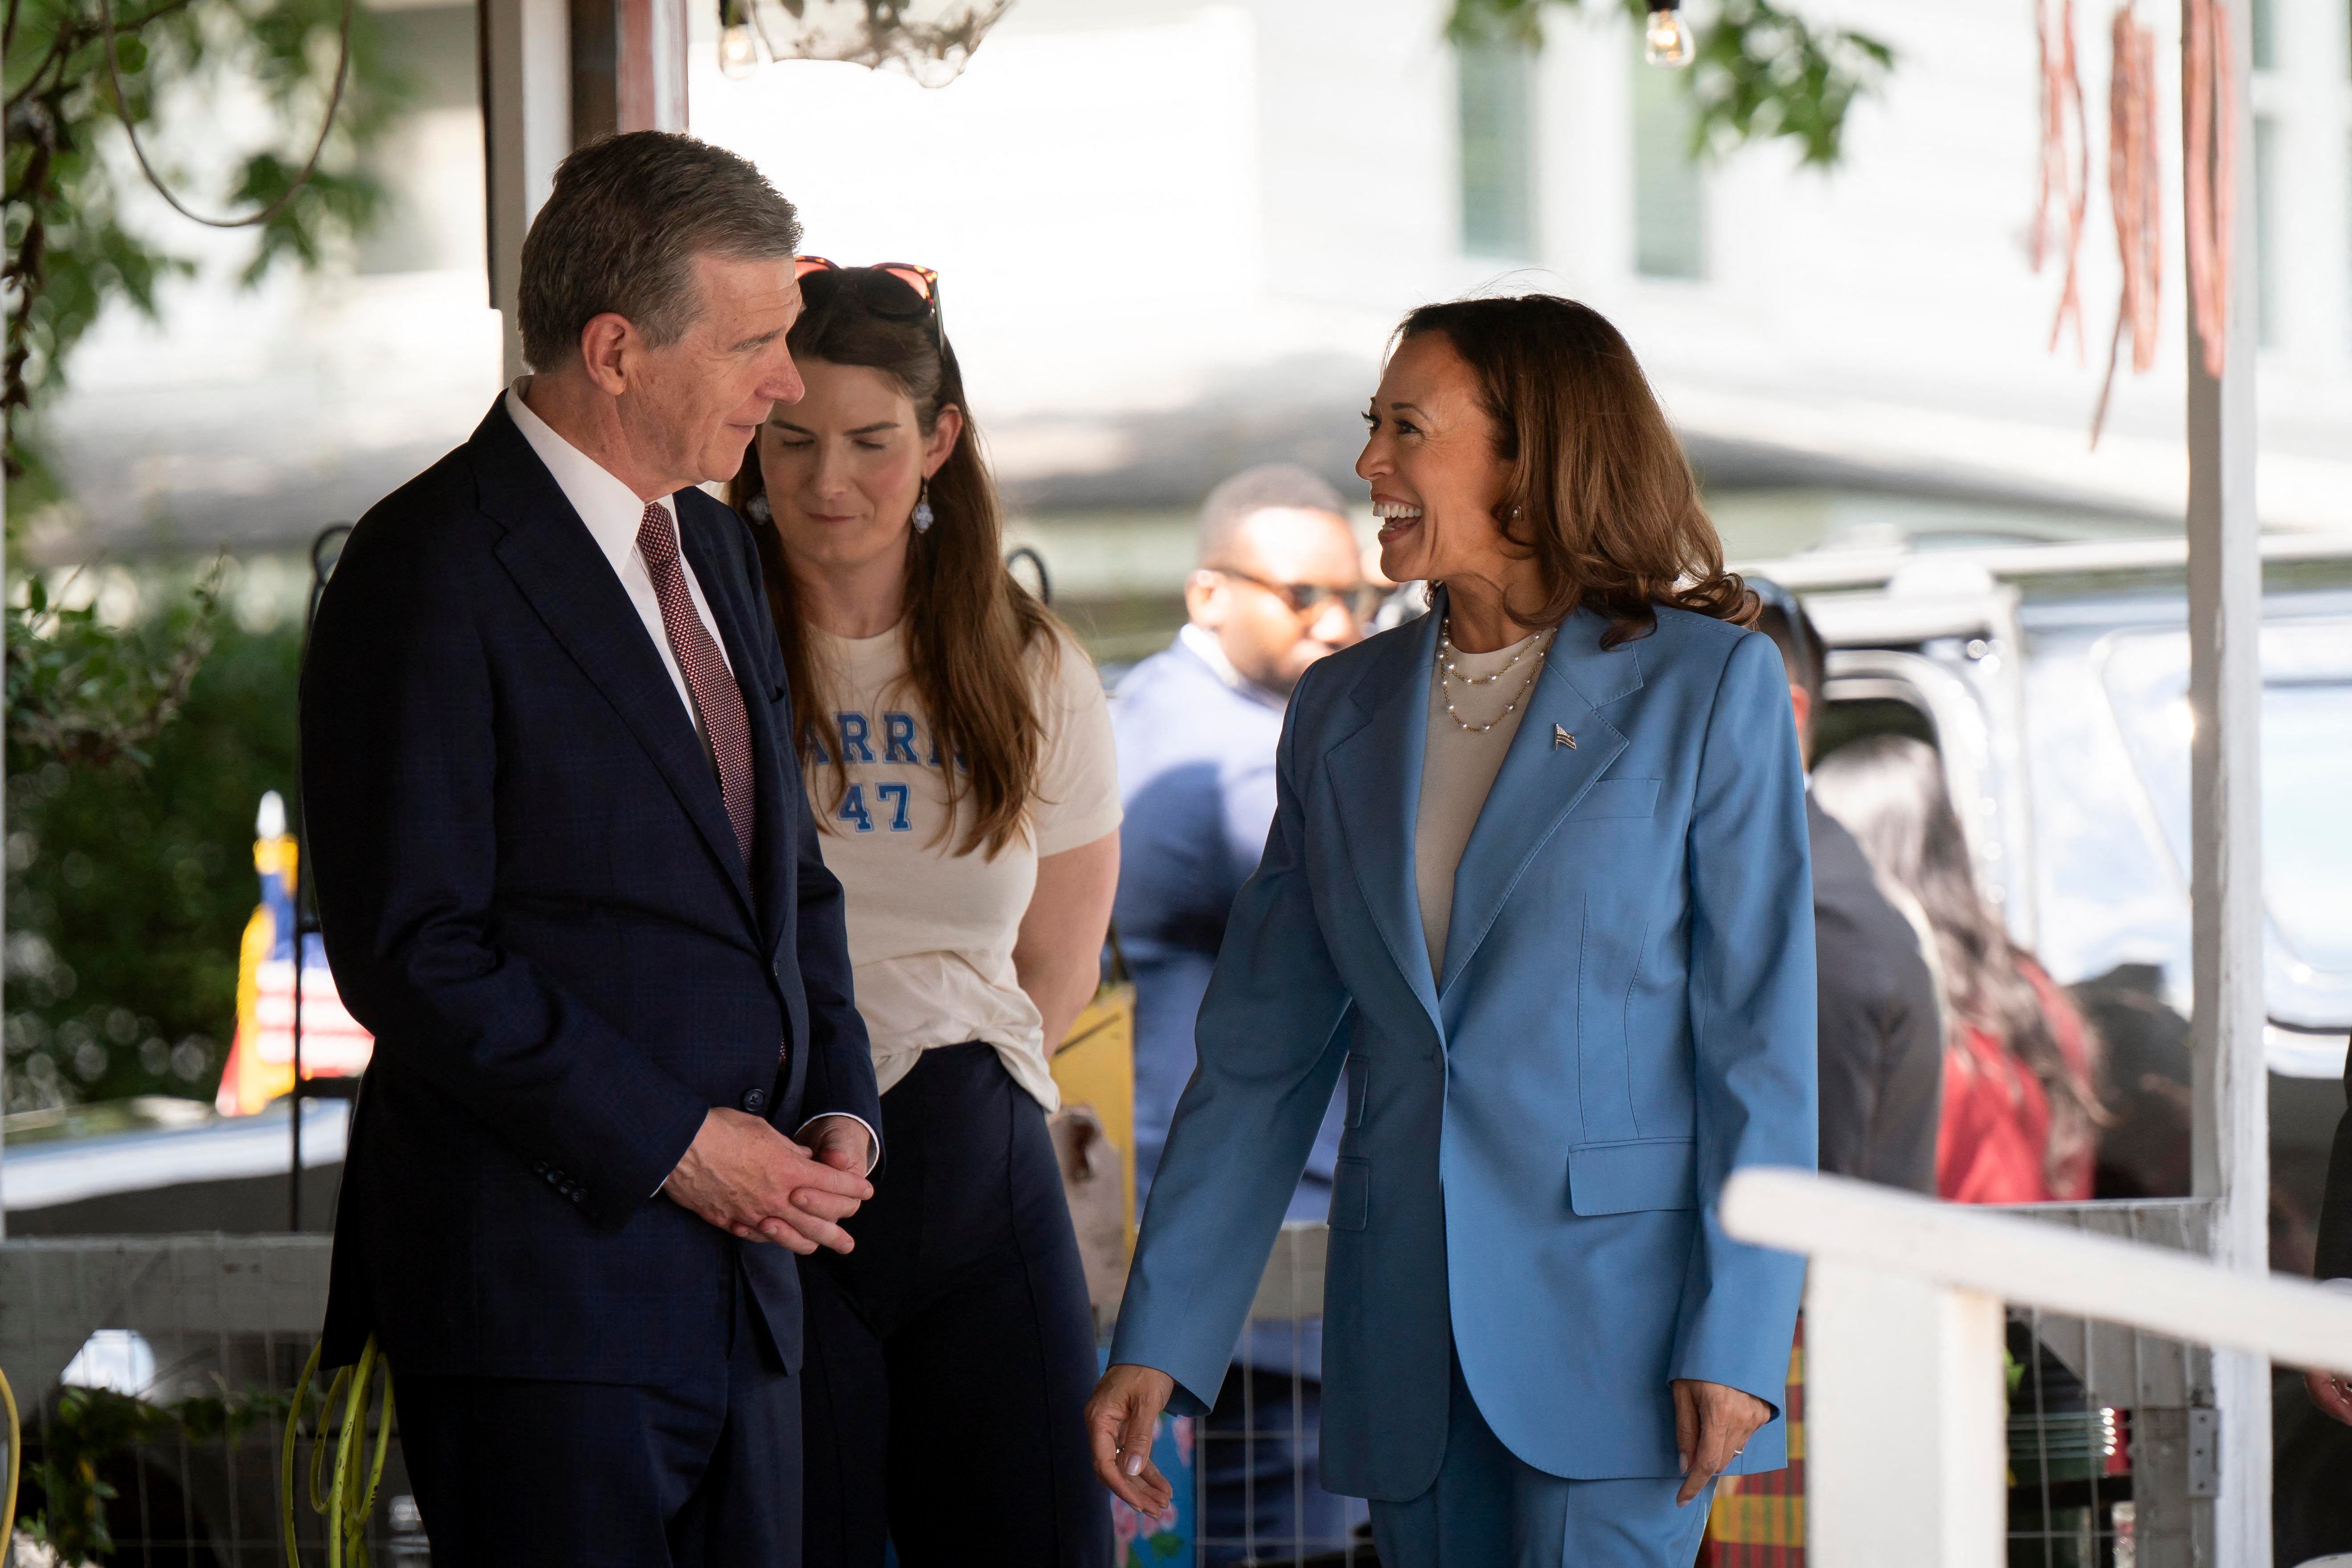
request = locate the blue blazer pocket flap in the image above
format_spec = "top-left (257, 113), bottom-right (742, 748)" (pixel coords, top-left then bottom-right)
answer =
top-left (1567, 778), bottom-right (1663, 820)
top-left (1567, 1137), bottom-right (1699, 1216)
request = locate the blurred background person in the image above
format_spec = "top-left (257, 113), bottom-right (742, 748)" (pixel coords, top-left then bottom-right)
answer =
top-left (1111, 463), bottom-right (1375, 1560)
top-left (1811, 735), bottom-right (2102, 1204)
top-left (731, 261), bottom-right (1119, 1568)
top-left (1750, 583), bottom-right (1942, 1193)
top-left (2311, 1039), bottom-right (2352, 1424)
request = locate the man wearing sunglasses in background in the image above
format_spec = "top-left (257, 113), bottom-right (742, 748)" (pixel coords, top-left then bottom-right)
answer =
top-left (1110, 464), bottom-right (1375, 1561)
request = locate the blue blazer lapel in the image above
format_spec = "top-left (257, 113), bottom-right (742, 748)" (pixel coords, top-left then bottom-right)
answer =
top-left (472, 405), bottom-right (759, 930)
top-left (1439, 609), bottom-right (1642, 996)
top-left (677, 502), bottom-right (793, 953)
top-left (1326, 608), bottom-right (1443, 1034)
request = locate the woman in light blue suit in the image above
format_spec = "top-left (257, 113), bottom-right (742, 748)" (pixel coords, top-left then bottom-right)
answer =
top-left (1086, 296), bottom-right (1817, 1568)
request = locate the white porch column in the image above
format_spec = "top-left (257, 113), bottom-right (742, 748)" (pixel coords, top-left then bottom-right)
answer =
top-left (2181, 0), bottom-right (2269, 1560)
top-left (1803, 1261), bottom-right (2007, 1568)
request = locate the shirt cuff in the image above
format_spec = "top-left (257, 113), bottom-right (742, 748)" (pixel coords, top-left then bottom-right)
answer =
top-left (797, 1112), bottom-right (883, 1175)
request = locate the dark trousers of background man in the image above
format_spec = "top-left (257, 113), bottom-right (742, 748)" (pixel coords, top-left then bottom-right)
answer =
top-left (797, 1043), bottom-right (1112, 1568)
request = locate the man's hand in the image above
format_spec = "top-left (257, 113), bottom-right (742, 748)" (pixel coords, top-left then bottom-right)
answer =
top-left (1672, 1377), bottom-right (1771, 1505)
top-left (2306, 1367), bottom-right (2352, 1426)
top-left (1086, 1363), bottom-right (1176, 1516)
top-left (802, 1115), bottom-right (873, 1176)
top-left (664, 1108), bottom-right (873, 1254)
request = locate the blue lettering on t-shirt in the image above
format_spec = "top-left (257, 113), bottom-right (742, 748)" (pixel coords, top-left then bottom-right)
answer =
top-left (883, 711), bottom-right (920, 764)
top-left (836, 712), bottom-right (875, 763)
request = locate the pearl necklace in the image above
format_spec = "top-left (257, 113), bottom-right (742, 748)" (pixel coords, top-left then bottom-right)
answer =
top-left (1438, 618), bottom-right (1550, 734)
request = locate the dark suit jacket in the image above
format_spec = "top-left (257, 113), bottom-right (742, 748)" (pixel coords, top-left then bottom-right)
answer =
top-left (302, 398), bottom-right (881, 1381)
top-left (1810, 796), bottom-right (1943, 1194)
top-left (2319, 1037), bottom-right (2352, 1281)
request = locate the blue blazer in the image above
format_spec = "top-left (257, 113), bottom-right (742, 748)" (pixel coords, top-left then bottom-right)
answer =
top-left (1108, 596), bottom-right (1816, 1499)
top-left (302, 398), bottom-right (882, 1382)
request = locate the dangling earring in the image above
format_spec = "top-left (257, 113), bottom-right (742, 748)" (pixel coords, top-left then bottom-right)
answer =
top-left (746, 493), bottom-right (772, 524)
top-left (911, 477), bottom-right (936, 534)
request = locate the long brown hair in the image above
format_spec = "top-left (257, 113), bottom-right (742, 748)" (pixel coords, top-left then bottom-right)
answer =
top-left (1396, 294), bottom-right (1754, 648)
top-left (728, 268), bottom-right (1059, 859)
top-left (1810, 735), bottom-right (2105, 1192)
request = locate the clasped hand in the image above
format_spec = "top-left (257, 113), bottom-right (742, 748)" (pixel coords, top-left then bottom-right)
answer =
top-left (664, 1108), bottom-right (874, 1254)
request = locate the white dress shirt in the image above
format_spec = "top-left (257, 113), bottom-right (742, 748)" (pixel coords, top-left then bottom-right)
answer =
top-left (505, 383), bottom-right (732, 761)
top-left (505, 383), bottom-right (879, 1177)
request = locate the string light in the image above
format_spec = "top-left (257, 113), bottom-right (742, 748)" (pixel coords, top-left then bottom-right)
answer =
top-left (719, 0), bottom-right (760, 78)
top-left (1644, 7), bottom-right (1696, 67)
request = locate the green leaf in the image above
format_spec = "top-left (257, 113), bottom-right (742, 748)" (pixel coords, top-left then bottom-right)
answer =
top-left (1441, 0), bottom-right (1893, 168)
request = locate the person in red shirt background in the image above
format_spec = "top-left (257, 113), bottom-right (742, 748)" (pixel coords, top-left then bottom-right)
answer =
top-left (1810, 734), bottom-right (2103, 1204)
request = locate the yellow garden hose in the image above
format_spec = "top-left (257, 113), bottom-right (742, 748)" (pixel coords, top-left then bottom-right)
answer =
top-left (281, 1336), bottom-right (394, 1567)
top-left (2, 1360), bottom-right (20, 1552)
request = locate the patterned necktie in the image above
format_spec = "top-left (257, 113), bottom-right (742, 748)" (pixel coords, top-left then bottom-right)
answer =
top-left (636, 501), bottom-right (756, 867)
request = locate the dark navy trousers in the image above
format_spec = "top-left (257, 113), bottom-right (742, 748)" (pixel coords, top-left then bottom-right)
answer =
top-left (399, 1259), bottom-right (800, 1566)
top-left (799, 1043), bottom-right (1111, 1568)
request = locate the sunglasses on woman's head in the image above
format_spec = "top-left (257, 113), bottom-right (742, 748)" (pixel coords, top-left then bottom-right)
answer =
top-left (793, 257), bottom-right (945, 353)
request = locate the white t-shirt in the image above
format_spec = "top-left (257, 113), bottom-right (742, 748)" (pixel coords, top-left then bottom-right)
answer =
top-left (807, 621), bottom-right (1122, 1112)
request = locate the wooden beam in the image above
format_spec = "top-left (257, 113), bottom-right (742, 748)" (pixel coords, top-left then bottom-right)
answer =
top-left (2182, 0), bottom-right (2269, 1558)
top-left (570, 0), bottom-right (690, 143)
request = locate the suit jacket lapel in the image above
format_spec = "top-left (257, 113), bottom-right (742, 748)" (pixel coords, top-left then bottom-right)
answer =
top-left (678, 503), bottom-right (793, 954)
top-left (1438, 608), bottom-right (1640, 996)
top-left (1326, 607), bottom-right (1443, 1035)
top-left (472, 403), bottom-right (758, 929)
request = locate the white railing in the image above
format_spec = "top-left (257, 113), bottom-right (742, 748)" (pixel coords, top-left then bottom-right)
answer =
top-left (1721, 1169), bottom-right (2352, 1568)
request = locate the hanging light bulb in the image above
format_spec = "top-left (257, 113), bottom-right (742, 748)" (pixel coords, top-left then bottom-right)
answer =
top-left (1644, 6), bottom-right (1696, 67)
top-left (718, 0), bottom-right (759, 78)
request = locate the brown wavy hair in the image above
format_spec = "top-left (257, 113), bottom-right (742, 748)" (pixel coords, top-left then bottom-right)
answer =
top-left (1396, 294), bottom-right (1755, 648)
top-left (728, 268), bottom-right (1060, 859)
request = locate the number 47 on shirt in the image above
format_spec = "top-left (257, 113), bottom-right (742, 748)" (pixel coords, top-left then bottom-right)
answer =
top-left (839, 782), bottom-right (913, 834)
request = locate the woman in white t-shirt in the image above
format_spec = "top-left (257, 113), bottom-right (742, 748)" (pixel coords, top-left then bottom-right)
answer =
top-left (726, 261), bottom-right (1120, 1568)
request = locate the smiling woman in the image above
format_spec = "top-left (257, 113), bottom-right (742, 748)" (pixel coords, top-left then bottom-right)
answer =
top-left (1363, 295), bottom-right (1753, 656)
top-left (1090, 294), bottom-right (1813, 1568)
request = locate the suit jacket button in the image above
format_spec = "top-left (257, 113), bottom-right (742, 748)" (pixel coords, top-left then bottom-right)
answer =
top-left (741, 1087), bottom-right (768, 1114)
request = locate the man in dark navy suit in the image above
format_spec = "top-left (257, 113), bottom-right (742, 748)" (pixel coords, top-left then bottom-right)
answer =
top-left (301, 131), bottom-right (882, 1564)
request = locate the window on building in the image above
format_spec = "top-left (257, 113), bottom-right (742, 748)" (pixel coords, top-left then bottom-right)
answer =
top-left (1458, 42), bottom-right (1536, 259)
top-left (1632, 47), bottom-right (1705, 278)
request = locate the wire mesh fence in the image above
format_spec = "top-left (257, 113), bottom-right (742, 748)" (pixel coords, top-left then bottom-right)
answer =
top-left (2002, 1199), bottom-right (2222, 1568)
top-left (0, 1235), bottom-right (414, 1566)
top-left (0, 1203), bottom-right (2280, 1568)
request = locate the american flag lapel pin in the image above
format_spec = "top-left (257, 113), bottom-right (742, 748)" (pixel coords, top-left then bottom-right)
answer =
top-left (1553, 725), bottom-right (1576, 750)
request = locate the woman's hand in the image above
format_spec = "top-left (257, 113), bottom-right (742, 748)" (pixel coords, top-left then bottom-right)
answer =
top-left (1086, 1363), bottom-right (1177, 1515)
top-left (1671, 1377), bottom-right (1771, 1505)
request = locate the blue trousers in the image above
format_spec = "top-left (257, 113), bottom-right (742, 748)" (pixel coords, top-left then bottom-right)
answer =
top-left (1369, 1356), bottom-right (1715, 1568)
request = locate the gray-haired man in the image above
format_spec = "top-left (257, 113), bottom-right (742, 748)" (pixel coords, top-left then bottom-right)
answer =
top-left (300, 131), bottom-right (882, 1563)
